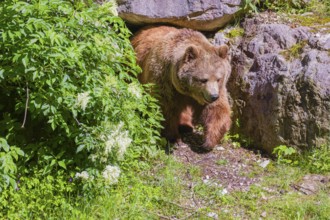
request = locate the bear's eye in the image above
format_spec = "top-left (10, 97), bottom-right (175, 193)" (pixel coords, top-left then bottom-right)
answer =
top-left (217, 78), bottom-right (221, 82)
top-left (199, 79), bottom-right (208, 83)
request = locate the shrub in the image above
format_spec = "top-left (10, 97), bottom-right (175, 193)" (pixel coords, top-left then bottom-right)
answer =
top-left (0, 0), bottom-right (162, 198)
top-left (273, 144), bottom-right (330, 173)
top-left (306, 144), bottom-right (330, 173)
top-left (273, 145), bottom-right (299, 165)
top-left (250, 0), bottom-right (330, 15)
top-left (0, 138), bottom-right (24, 191)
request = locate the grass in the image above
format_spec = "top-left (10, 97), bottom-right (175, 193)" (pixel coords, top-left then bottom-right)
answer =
top-left (278, 0), bottom-right (330, 32)
top-left (3, 144), bottom-right (329, 219)
top-left (289, 14), bottom-right (330, 31)
top-left (60, 146), bottom-right (330, 220)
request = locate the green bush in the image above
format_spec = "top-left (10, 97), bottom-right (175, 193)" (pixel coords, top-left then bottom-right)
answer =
top-left (306, 144), bottom-right (330, 173)
top-left (308, 0), bottom-right (330, 16)
top-left (0, 0), bottom-right (163, 209)
top-left (0, 137), bottom-right (24, 191)
top-left (273, 145), bottom-right (299, 165)
top-left (262, 0), bottom-right (309, 12)
top-left (273, 144), bottom-right (330, 173)
top-left (242, 0), bottom-right (330, 15)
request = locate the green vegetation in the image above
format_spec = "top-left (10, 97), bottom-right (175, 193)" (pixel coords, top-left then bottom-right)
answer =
top-left (227, 164), bottom-right (330, 219)
top-left (260, 0), bottom-right (311, 13)
top-left (280, 41), bottom-right (307, 60)
top-left (216, 159), bottom-right (228, 166)
top-left (273, 145), bottom-right (299, 165)
top-left (3, 139), bottom-right (328, 219)
top-left (225, 27), bottom-right (245, 39)
top-left (273, 144), bottom-right (330, 173)
top-left (306, 145), bottom-right (330, 173)
top-left (34, 148), bottom-right (328, 220)
top-left (308, 0), bottom-right (330, 16)
top-left (1, 0), bottom-right (329, 219)
top-left (242, 0), bottom-right (330, 15)
top-left (290, 15), bottom-right (330, 28)
top-left (0, 0), bottom-right (163, 217)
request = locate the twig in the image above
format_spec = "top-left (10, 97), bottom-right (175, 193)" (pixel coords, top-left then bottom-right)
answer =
top-left (21, 83), bottom-right (29, 128)
top-left (73, 116), bottom-right (81, 126)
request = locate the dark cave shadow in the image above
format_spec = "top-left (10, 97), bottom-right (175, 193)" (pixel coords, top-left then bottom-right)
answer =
top-left (165, 130), bottom-right (272, 158)
top-left (165, 131), bottom-right (212, 155)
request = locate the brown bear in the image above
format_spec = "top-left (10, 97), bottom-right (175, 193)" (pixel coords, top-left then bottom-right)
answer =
top-left (131, 26), bottom-right (231, 150)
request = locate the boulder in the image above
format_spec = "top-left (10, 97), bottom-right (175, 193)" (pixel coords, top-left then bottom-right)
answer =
top-left (117, 0), bottom-right (242, 32)
top-left (221, 15), bottom-right (330, 153)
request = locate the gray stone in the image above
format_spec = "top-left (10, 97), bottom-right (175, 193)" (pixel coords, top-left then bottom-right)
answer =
top-left (117, 0), bottom-right (242, 31)
top-left (222, 16), bottom-right (330, 153)
top-left (292, 174), bottom-right (330, 195)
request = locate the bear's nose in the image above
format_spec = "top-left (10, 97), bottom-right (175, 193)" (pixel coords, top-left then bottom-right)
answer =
top-left (210, 94), bottom-right (219, 102)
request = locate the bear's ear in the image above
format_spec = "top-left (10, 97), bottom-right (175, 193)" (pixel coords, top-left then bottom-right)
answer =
top-left (184, 46), bottom-right (199, 62)
top-left (217, 45), bottom-right (229, 59)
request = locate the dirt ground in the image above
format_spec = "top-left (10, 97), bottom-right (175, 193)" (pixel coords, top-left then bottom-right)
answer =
top-left (171, 131), bottom-right (330, 197)
top-left (171, 132), bottom-right (270, 192)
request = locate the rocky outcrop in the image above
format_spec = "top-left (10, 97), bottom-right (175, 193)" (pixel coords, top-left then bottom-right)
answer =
top-left (223, 14), bottom-right (330, 153)
top-left (117, 0), bottom-right (242, 31)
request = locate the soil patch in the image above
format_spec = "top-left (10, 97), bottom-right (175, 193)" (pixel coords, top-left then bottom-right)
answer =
top-left (172, 132), bottom-right (270, 192)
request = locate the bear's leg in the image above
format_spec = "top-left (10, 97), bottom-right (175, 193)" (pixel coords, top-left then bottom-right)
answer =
top-left (163, 111), bottom-right (181, 143)
top-left (178, 106), bottom-right (194, 134)
top-left (201, 97), bottom-right (231, 150)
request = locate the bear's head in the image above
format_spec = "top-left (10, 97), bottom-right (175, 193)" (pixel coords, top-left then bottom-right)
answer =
top-left (172, 44), bottom-right (231, 105)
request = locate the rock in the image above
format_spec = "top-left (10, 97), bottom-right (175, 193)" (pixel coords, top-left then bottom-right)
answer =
top-left (117, 0), bottom-right (242, 31)
top-left (216, 146), bottom-right (225, 151)
top-left (222, 13), bottom-right (330, 153)
top-left (259, 160), bottom-right (270, 168)
top-left (207, 212), bottom-right (219, 220)
top-left (221, 188), bottom-right (228, 195)
top-left (292, 174), bottom-right (330, 195)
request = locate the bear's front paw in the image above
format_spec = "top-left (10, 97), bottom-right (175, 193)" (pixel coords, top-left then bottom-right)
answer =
top-left (201, 140), bottom-right (216, 151)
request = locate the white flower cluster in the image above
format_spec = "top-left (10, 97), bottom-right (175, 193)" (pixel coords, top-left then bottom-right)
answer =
top-left (104, 122), bottom-right (132, 159)
top-left (128, 83), bottom-right (142, 99)
top-left (102, 165), bottom-right (121, 184)
top-left (76, 92), bottom-right (90, 111)
top-left (75, 171), bottom-right (89, 180)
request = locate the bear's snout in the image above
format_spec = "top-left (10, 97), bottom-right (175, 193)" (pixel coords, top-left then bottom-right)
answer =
top-left (210, 94), bottom-right (219, 102)
top-left (204, 81), bottom-right (219, 103)
top-left (202, 92), bottom-right (219, 103)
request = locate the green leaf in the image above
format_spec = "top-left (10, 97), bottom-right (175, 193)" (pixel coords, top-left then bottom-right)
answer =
top-left (0, 138), bottom-right (10, 152)
top-left (16, 149), bottom-right (25, 156)
top-left (2, 32), bottom-right (7, 42)
top-left (50, 159), bottom-right (57, 167)
top-left (12, 53), bottom-right (21, 63)
top-left (58, 161), bottom-right (67, 170)
top-left (76, 145), bottom-right (85, 153)
top-left (22, 55), bottom-right (29, 68)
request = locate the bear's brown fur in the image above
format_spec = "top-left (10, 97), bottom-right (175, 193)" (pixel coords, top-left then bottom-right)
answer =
top-left (131, 26), bottom-right (231, 150)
